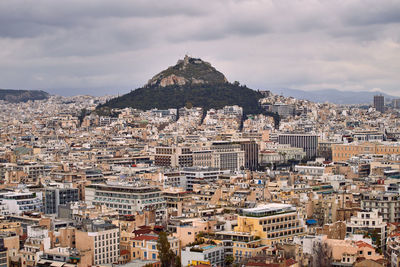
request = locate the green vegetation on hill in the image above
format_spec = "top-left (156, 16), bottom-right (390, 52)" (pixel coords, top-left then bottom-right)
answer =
top-left (0, 89), bottom-right (49, 103)
top-left (96, 56), bottom-right (275, 118)
top-left (97, 83), bottom-right (264, 115)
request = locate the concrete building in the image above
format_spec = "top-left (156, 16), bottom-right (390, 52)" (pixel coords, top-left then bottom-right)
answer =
top-left (361, 192), bottom-right (400, 223)
top-left (234, 204), bottom-right (306, 246)
top-left (154, 146), bottom-right (193, 168)
top-left (131, 234), bottom-right (179, 262)
top-left (278, 133), bottom-right (318, 159)
top-left (346, 210), bottom-right (387, 251)
top-left (233, 140), bottom-right (259, 171)
top-left (374, 95), bottom-right (385, 113)
top-left (85, 183), bottom-right (166, 223)
top-left (44, 183), bottom-right (79, 214)
top-left (332, 142), bottom-right (400, 162)
top-left (75, 220), bottom-right (120, 266)
top-left (181, 167), bottom-right (225, 191)
top-left (0, 190), bottom-right (43, 215)
top-left (211, 141), bottom-right (245, 171)
top-left (181, 244), bottom-right (225, 267)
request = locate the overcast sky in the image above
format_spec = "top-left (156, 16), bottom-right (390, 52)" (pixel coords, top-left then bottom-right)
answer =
top-left (0, 0), bottom-right (399, 96)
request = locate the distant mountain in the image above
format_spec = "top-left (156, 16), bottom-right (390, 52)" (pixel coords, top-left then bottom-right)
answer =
top-left (269, 88), bottom-right (397, 105)
top-left (97, 56), bottom-right (264, 114)
top-left (0, 89), bottom-right (49, 103)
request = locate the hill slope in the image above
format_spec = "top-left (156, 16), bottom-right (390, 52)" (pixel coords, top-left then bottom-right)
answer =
top-left (97, 56), bottom-right (264, 114)
top-left (0, 89), bottom-right (49, 103)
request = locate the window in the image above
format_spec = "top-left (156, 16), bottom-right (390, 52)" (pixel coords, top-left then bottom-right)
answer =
top-left (368, 251), bottom-right (372, 255)
top-left (152, 253), bottom-right (156, 259)
top-left (144, 252), bottom-right (147, 258)
top-left (152, 245), bottom-right (156, 250)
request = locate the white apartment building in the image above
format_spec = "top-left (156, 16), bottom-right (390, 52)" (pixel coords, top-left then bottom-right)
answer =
top-left (181, 244), bottom-right (225, 267)
top-left (85, 183), bottom-right (166, 223)
top-left (0, 190), bottom-right (43, 215)
top-left (346, 210), bottom-right (387, 250)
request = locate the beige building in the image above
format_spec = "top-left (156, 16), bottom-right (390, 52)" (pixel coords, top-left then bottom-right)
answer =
top-left (332, 142), bottom-right (400, 162)
top-left (75, 220), bottom-right (120, 266)
top-left (235, 204), bottom-right (307, 246)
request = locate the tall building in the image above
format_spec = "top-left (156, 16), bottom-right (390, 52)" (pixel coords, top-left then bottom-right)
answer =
top-left (374, 95), bottom-right (385, 113)
top-left (44, 183), bottom-right (79, 214)
top-left (278, 133), bottom-right (318, 159)
top-left (233, 140), bottom-right (259, 171)
top-left (393, 99), bottom-right (400, 109)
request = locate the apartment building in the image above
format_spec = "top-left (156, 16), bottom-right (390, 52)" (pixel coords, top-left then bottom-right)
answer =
top-left (181, 244), bottom-right (225, 267)
top-left (154, 146), bottom-right (193, 168)
top-left (75, 220), bottom-right (120, 266)
top-left (181, 167), bottom-right (225, 191)
top-left (131, 234), bottom-right (179, 261)
top-left (235, 204), bottom-right (306, 246)
top-left (361, 192), bottom-right (400, 223)
top-left (0, 190), bottom-right (43, 215)
top-left (85, 183), bottom-right (166, 223)
top-left (346, 210), bottom-right (387, 250)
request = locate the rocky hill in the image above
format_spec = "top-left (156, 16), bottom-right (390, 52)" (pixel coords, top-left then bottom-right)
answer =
top-left (97, 56), bottom-right (264, 114)
top-left (0, 89), bottom-right (49, 103)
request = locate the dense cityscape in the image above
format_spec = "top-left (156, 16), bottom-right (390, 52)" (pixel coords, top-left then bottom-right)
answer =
top-left (0, 88), bottom-right (400, 267)
top-left (1, 1), bottom-right (400, 267)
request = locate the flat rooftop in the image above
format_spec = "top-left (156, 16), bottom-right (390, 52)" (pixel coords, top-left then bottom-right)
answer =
top-left (242, 203), bottom-right (296, 217)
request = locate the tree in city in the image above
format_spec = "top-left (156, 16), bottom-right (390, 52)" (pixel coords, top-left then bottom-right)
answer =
top-left (225, 255), bottom-right (234, 266)
top-left (157, 231), bottom-right (179, 267)
top-left (312, 240), bottom-right (331, 267)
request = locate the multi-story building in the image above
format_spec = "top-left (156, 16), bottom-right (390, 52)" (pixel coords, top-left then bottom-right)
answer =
top-left (181, 244), bottom-right (225, 267)
top-left (44, 183), bottom-right (79, 214)
top-left (75, 220), bottom-right (120, 266)
top-left (332, 142), bottom-right (400, 162)
top-left (0, 239), bottom-right (6, 267)
top-left (85, 183), bottom-right (166, 223)
top-left (346, 210), bottom-right (387, 250)
top-left (131, 234), bottom-right (179, 262)
top-left (192, 150), bottom-right (213, 167)
top-left (181, 167), bottom-right (225, 191)
top-left (210, 141), bottom-right (245, 171)
top-left (234, 204), bottom-right (307, 246)
top-left (374, 95), bottom-right (385, 113)
top-left (20, 226), bottom-right (51, 267)
top-left (271, 103), bottom-right (295, 118)
top-left (0, 190), bottom-right (43, 215)
top-left (233, 140), bottom-right (259, 171)
top-left (278, 133), bottom-right (318, 159)
top-left (154, 146), bottom-right (193, 168)
top-left (361, 192), bottom-right (400, 223)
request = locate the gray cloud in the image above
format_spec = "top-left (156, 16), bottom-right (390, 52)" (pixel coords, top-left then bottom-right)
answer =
top-left (0, 0), bottom-right (399, 97)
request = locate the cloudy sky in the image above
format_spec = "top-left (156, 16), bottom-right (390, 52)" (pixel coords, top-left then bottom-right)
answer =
top-left (0, 0), bottom-right (399, 96)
